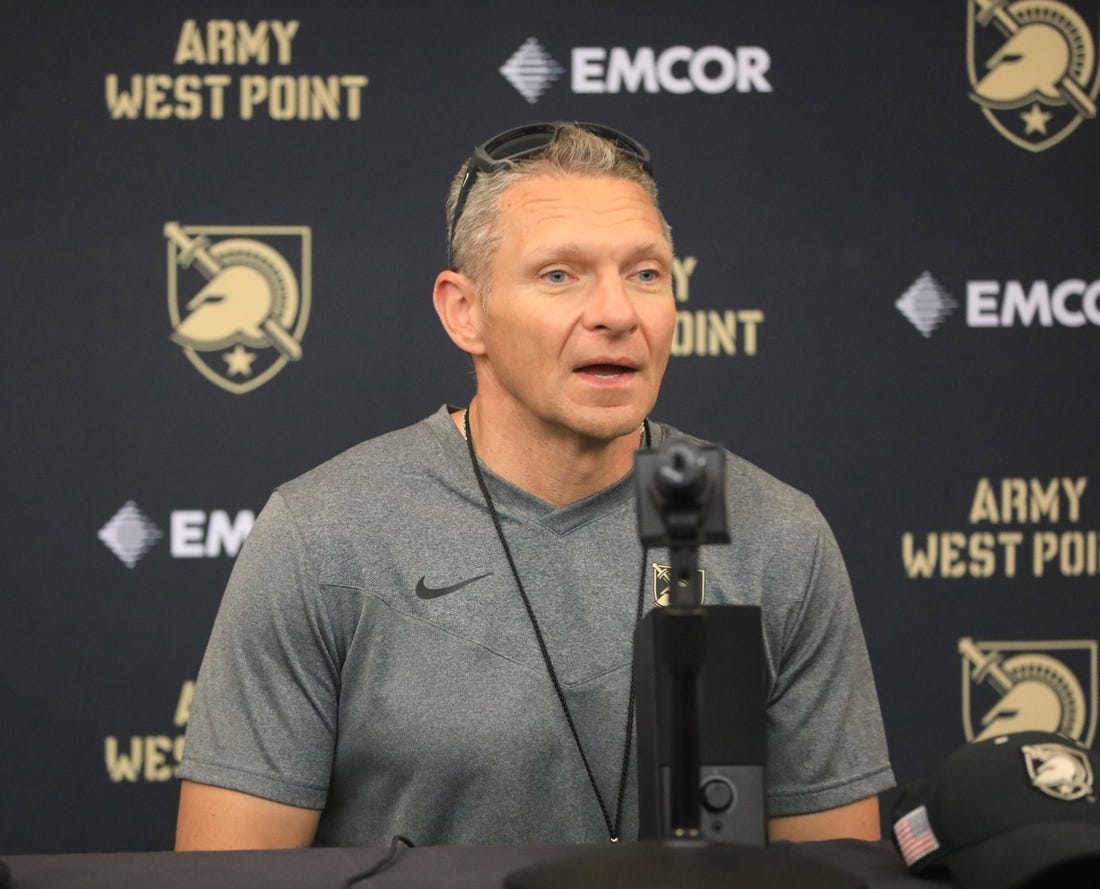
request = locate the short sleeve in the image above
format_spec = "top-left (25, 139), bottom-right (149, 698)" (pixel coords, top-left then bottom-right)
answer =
top-left (764, 512), bottom-right (895, 815)
top-left (178, 491), bottom-right (355, 809)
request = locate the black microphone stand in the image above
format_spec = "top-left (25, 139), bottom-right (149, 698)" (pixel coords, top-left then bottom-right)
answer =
top-left (506, 444), bottom-right (741, 887)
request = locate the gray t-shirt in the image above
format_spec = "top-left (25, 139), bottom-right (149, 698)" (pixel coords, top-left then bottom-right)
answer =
top-left (180, 407), bottom-right (894, 845)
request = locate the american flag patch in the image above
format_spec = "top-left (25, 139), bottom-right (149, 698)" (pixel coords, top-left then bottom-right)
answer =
top-left (893, 805), bottom-right (940, 866)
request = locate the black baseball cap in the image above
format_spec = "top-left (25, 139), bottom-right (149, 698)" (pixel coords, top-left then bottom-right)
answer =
top-left (892, 731), bottom-right (1100, 889)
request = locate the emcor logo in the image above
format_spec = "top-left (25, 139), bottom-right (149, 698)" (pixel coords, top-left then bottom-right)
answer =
top-left (499, 39), bottom-right (772, 103)
top-left (98, 502), bottom-right (254, 567)
top-left (896, 273), bottom-right (1100, 335)
top-left (572, 46), bottom-right (771, 94)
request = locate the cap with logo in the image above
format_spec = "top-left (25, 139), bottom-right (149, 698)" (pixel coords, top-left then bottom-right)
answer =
top-left (891, 731), bottom-right (1100, 889)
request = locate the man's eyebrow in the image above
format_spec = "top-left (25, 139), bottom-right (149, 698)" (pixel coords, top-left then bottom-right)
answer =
top-left (526, 243), bottom-right (587, 263)
top-left (627, 241), bottom-right (674, 264)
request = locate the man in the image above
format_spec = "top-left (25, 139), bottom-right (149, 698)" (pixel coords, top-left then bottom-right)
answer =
top-left (176, 122), bottom-right (893, 850)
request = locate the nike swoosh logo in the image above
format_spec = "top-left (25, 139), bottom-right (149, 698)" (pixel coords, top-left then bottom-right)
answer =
top-left (415, 572), bottom-right (493, 600)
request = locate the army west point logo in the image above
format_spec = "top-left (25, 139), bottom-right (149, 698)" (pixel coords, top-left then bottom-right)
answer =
top-left (652, 563), bottom-right (706, 607)
top-left (968, 0), bottom-right (1100, 151)
top-left (960, 637), bottom-right (1098, 745)
top-left (166, 223), bottom-right (311, 394)
top-left (1021, 741), bottom-right (1096, 801)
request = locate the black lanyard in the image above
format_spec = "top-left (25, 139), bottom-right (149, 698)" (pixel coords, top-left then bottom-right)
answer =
top-left (463, 409), bottom-right (651, 842)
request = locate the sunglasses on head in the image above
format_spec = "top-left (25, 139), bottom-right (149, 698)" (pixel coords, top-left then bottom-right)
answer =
top-left (447, 121), bottom-right (653, 270)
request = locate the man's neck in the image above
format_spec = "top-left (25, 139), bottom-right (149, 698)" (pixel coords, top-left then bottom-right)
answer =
top-left (452, 401), bottom-right (642, 509)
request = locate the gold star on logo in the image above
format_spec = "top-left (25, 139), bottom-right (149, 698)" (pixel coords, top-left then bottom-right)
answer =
top-left (223, 344), bottom-right (256, 377)
top-left (1021, 104), bottom-right (1052, 135)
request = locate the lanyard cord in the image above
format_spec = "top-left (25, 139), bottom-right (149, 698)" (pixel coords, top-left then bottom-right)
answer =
top-left (463, 409), bottom-right (650, 842)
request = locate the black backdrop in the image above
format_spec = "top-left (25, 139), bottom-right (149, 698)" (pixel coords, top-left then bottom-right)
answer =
top-left (2, 0), bottom-right (1098, 854)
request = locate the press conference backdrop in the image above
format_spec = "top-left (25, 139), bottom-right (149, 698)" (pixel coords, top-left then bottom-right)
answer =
top-left (2, 0), bottom-right (1097, 854)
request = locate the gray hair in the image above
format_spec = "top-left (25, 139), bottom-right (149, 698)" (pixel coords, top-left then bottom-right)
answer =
top-left (445, 124), bottom-right (673, 292)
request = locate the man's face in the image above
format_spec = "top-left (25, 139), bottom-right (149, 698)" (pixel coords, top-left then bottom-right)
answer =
top-left (474, 172), bottom-right (676, 444)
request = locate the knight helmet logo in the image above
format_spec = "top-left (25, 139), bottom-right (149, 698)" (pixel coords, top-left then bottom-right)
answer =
top-left (652, 563), bottom-right (706, 607)
top-left (967, 0), bottom-right (1100, 151)
top-left (1021, 742), bottom-right (1095, 801)
top-left (166, 223), bottom-right (311, 394)
top-left (960, 637), bottom-right (1098, 745)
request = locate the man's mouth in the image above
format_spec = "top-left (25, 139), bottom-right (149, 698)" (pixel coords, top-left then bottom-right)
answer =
top-left (576, 363), bottom-right (637, 379)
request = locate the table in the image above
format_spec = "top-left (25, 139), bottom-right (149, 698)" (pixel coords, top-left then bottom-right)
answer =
top-left (4, 840), bottom-right (954, 888)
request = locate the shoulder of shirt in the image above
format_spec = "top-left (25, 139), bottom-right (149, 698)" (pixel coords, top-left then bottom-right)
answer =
top-left (271, 407), bottom-right (455, 507)
top-left (651, 420), bottom-right (823, 525)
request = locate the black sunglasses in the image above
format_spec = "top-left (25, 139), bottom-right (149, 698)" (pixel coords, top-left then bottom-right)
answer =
top-left (446, 121), bottom-right (653, 270)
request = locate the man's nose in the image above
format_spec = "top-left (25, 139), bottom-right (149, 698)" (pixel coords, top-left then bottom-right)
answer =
top-left (585, 273), bottom-right (640, 333)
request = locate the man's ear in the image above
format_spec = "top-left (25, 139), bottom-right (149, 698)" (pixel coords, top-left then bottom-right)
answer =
top-left (433, 270), bottom-right (487, 356)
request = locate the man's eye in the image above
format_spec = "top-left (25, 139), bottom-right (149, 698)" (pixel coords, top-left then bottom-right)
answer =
top-left (544, 269), bottom-right (569, 284)
top-left (636, 268), bottom-right (659, 283)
